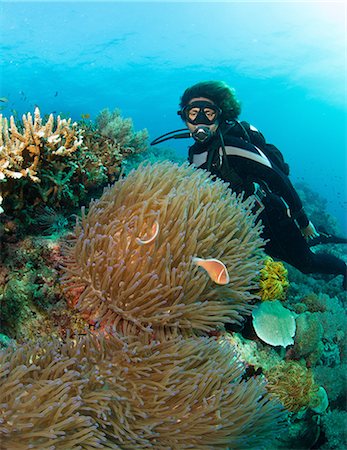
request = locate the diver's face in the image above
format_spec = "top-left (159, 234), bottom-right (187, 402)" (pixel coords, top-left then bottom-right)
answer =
top-left (184, 97), bottom-right (220, 139)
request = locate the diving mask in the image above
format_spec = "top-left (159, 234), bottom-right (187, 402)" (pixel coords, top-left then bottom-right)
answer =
top-left (178, 101), bottom-right (221, 125)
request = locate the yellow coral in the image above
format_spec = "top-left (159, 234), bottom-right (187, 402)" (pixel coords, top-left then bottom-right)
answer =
top-left (258, 257), bottom-right (289, 301)
top-left (0, 107), bottom-right (84, 213)
top-left (265, 361), bottom-right (319, 412)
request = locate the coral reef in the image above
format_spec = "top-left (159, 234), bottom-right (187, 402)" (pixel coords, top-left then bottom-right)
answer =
top-left (199, 181), bottom-right (347, 447)
top-left (0, 233), bottom-right (86, 341)
top-left (0, 107), bottom-right (149, 234)
top-left (62, 162), bottom-right (265, 335)
top-left (0, 111), bottom-right (345, 449)
top-left (300, 292), bottom-right (329, 313)
top-left (0, 160), bottom-right (288, 449)
top-left (95, 108), bottom-right (148, 154)
top-left (286, 181), bottom-right (346, 300)
top-left (314, 364), bottom-right (347, 407)
top-left (296, 182), bottom-right (340, 235)
top-left (0, 332), bottom-right (284, 449)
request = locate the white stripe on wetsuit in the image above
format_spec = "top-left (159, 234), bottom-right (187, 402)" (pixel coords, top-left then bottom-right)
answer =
top-left (192, 151), bottom-right (209, 167)
top-left (220, 145), bottom-right (272, 168)
top-left (192, 145), bottom-right (272, 169)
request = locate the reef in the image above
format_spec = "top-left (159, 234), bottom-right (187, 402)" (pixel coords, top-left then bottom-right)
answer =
top-left (0, 160), bottom-right (286, 448)
top-left (0, 106), bottom-right (149, 339)
top-left (229, 193), bottom-right (347, 450)
top-left (0, 107), bottom-right (148, 234)
top-left (0, 108), bottom-right (346, 449)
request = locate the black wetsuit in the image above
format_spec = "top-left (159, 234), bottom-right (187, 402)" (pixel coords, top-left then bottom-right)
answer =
top-left (188, 121), bottom-right (347, 287)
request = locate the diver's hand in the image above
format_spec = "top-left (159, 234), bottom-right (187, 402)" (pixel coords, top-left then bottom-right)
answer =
top-left (301, 221), bottom-right (320, 240)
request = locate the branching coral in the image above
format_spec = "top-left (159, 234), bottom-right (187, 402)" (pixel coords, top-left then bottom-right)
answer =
top-left (0, 332), bottom-right (284, 449)
top-left (62, 161), bottom-right (265, 335)
top-left (265, 361), bottom-right (320, 412)
top-left (0, 108), bottom-right (84, 214)
top-left (257, 257), bottom-right (289, 301)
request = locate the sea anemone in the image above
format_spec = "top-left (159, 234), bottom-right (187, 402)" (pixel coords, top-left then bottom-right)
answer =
top-left (62, 162), bottom-right (265, 335)
top-left (0, 332), bottom-right (285, 449)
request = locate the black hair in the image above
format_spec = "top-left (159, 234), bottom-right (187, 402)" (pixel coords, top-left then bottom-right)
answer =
top-left (179, 81), bottom-right (241, 122)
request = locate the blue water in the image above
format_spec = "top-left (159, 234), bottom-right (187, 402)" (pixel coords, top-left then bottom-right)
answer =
top-left (1, 1), bottom-right (346, 231)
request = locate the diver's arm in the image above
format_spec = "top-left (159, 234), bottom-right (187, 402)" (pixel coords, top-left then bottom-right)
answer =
top-left (238, 125), bottom-right (311, 227)
top-left (239, 122), bottom-right (290, 176)
top-left (190, 133), bottom-right (310, 228)
top-left (253, 161), bottom-right (310, 227)
top-left (223, 145), bottom-right (310, 228)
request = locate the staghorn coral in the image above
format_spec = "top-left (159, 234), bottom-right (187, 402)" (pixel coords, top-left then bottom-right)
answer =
top-left (62, 161), bottom-right (265, 335)
top-left (265, 361), bottom-right (320, 413)
top-left (257, 256), bottom-right (289, 301)
top-left (0, 331), bottom-right (285, 450)
top-left (0, 107), bottom-right (84, 214)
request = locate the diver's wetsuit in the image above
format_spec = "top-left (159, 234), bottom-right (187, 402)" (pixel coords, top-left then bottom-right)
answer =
top-left (188, 122), bottom-right (347, 287)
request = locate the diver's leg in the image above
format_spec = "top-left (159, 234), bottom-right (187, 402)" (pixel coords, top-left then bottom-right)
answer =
top-left (260, 200), bottom-right (347, 290)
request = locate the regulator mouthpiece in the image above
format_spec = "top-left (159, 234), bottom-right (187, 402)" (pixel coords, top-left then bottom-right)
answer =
top-left (192, 126), bottom-right (213, 143)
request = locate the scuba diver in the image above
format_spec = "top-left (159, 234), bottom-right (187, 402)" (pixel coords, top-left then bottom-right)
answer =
top-left (151, 80), bottom-right (347, 290)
